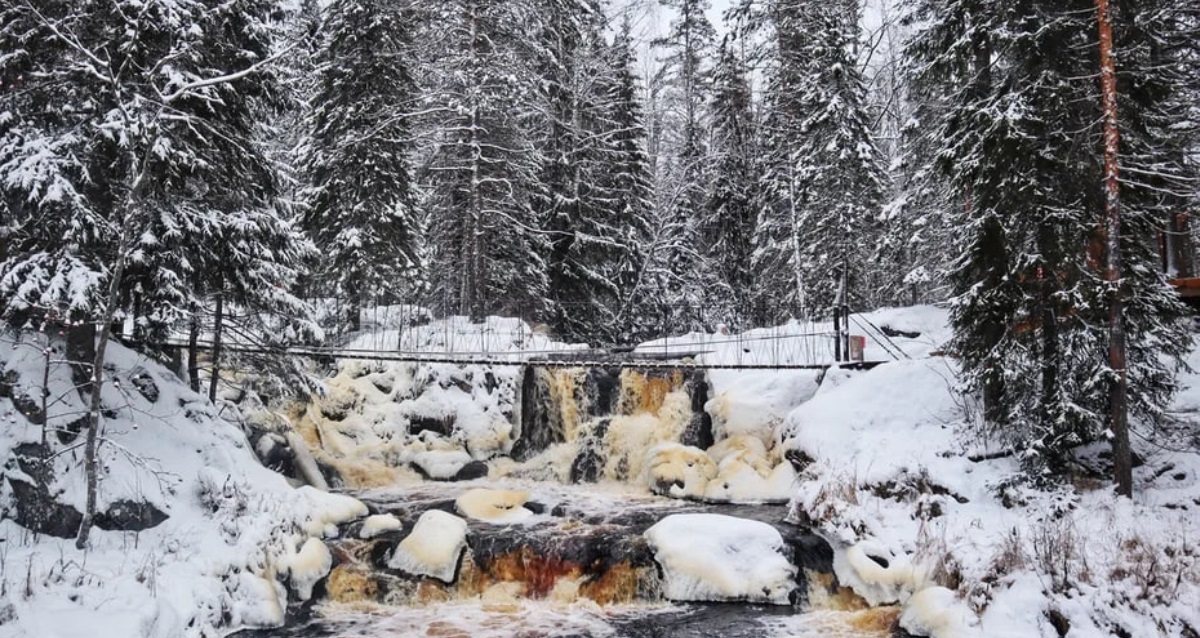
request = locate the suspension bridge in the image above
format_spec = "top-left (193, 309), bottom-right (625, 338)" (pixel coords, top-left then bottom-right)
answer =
top-left (165, 303), bottom-right (912, 371)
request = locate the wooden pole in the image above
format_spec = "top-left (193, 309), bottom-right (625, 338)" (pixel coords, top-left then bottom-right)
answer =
top-left (1096, 0), bottom-right (1132, 497)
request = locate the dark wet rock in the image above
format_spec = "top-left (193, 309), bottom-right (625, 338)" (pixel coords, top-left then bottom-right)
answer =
top-left (1046, 608), bottom-right (1070, 637)
top-left (680, 375), bottom-right (713, 450)
top-left (5, 444), bottom-right (83, 538)
top-left (96, 499), bottom-right (168, 531)
top-left (6, 478), bottom-right (82, 538)
top-left (0, 368), bottom-right (18, 399)
top-left (408, 415), bottom-right (453, 438)
top-left (316, 460), bottom-right (344, 489)
top-left (570, 418), bottom-right (610, 483)
top-left (257, 433), bottom-right (298, 479)
top-left (129, 369), bottom-right (161, 404)
top-left (453, 460), bottom-right (489, 481)
top-left (12, 391), bottom-right (46, 426)
top-left (524, 501), bottom-right (547, 515)
top-left (880, 325), bottom-right (921, 339)
top-left (586, 368), bottom-right (621, 417)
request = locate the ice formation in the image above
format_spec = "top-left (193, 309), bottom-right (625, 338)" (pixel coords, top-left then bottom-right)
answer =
top-left (388, 510), bottom-right (470, 583)
top-left (285, 537), bottom-right (333, 601)
top-left (455, 487), bottom-right (534, 523)
top-left (644, 513), bottom-right (796, 604)
top-left (359, 513), bottom-right (403, 539)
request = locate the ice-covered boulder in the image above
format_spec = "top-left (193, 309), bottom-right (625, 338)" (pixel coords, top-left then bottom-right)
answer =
top-left (644, 513), bottom-right (796, 604)
top-left (643, 443), bottom-right (716, 498)
top-left (455, 487), bottom-right (534, 523)
top-left (359, 513), bottom-right (403, 539)
top-left (284, 537), bottom-right (332, 601)
top-left (387, 510), bottom-right (469, 583)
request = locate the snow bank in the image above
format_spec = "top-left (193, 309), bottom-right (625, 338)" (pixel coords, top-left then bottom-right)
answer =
top-left (388, 509), bottom-right (469, 583)
top-left (782, 306), bottom-right (1200, 638)
top-left (0, 331), bottom-right (373, 638)
top-left (644, 513), bottom-right (796, 604)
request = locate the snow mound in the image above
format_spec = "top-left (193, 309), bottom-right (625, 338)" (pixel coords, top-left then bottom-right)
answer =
top-left (455, 488), bottom-right (534, 523)
top-left (642, 443), bottom-right (716, 498)
top-left (644, 513), bottom-right (796, 604)
top-left (834, 540), bottom-right (921, 606)
top-left (388, 509), bottom-right (469, 583)
top-left (294, 486), bottom-right (368, 537)
top-left (284, 537), bottom-right (332, 601)
top-left (359, 514), bottom-right (402, 539)
top-left (900, 586), bottom-right (973, 638)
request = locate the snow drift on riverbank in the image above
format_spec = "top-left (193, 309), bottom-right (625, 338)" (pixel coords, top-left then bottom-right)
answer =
top-left (781, 308), bottom-right (1200, 638)
top-left (0, 332), bottom-right (367, 638)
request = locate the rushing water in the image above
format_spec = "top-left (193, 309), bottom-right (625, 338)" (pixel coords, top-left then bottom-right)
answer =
top-left (233, 481), bottom-right (897, 638)
top-left (243, 362), bottom-right (898, 637)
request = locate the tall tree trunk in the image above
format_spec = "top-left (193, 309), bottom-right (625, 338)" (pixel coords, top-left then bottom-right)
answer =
top-left (187, 307), bottom-right (201, 393)
top-left (208, 290), bottom-right (224, 403)
top-left (76, 205), bottom-right (139, 549)
top-left (1096, 0), bottom-right (1131, 497)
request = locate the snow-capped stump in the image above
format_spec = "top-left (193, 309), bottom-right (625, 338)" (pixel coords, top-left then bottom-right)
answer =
top-left (359, 514), bottom-right (403, 539)
top-left (643, 442), bottom-right (716, 499)
top-left (455, 487), bottom-right (534, 523)
top-left (285, 537), bottom-right (333, 601)
top-left (387, 509), bottom-right (470, 583)
top-left (644, 513), bottom-right (797, 605)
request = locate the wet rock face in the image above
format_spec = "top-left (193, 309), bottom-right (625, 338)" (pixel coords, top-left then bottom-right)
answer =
top-left (515, 365), bottom-right (712, 473)
top-left (319, 488), bottom-right (838, 614)
top-left (3, 443), bottom-right (167, 537)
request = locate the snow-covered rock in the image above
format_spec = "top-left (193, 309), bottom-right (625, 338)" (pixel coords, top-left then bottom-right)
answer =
top-left (388, 510), bottom-right (470, 583)
top-left (455, 488), bottom-right (534, 523)
top-left (359, 514), bottom-right (402, 539)
top-left (642, 443), bottom-right (716, 498)
top-left (294, 486), bottom-right (368, 537)
top-left (644, 513), bottom-right (796, 604)
top-left (285, 538), bottom-right (332, 601)
top-left (901, 586), bottom-right (972, 638)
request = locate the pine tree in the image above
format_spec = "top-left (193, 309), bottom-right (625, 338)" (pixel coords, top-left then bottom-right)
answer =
top-left (300, 0), bottom-right (421, 332)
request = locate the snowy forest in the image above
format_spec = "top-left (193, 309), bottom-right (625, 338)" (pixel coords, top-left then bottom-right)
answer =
top-left (1, 0), bottom-right (1199, 637)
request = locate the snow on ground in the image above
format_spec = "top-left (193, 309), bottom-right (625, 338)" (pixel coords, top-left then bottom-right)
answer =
top-left (644, 513), bottom-right (797, 604)
top-left (779, 306), bottom-right (1200, 638)
top-left (0, 331), bottom-right (368, 638)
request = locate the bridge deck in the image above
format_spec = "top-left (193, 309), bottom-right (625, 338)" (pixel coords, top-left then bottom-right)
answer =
top-left (165, 339), bottom-right (885, 371)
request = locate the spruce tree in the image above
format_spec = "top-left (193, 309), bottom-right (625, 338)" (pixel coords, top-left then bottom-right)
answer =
top-left (753, 0), bottom-right (884, 320)
top-left (300, 0), bottom-right (422, 332)
top-left (704, 42), bottom-right (760, 328)
top-left (420, 0), bottom-right (549, 321)
top-left (908, 0), bottom-right (1192, 478)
